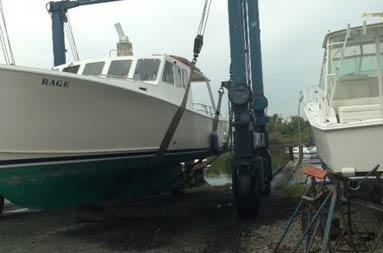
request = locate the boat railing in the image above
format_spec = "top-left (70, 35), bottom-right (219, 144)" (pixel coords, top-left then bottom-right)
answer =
top-left (304, 86), bottom-right (330, 120)
top-left (193, 103), bottom-right (215, 117)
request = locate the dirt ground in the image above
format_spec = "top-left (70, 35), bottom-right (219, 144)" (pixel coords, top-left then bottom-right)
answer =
top-left (0, 184), bottom-right (382, 253)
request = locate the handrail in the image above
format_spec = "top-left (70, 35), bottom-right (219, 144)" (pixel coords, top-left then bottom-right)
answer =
top-left (304, 86), bottom-right (330, 122)
top-left (329, 24), bottom-right (350, 107)
top-left (193, 103), bottom-right (215, 117)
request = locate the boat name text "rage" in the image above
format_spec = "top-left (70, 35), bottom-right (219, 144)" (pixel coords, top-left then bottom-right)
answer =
top-left (41, 78), bottom-right (70, 88)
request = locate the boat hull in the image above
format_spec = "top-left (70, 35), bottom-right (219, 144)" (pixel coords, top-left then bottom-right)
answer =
top-left (0, 66), bottom-right (227, 153)
top-left (0, 149), bottom-right (213, 209)
top-left (0, 65), bottom-right (228, 209)
top-left (311, 124), bottom-right (383, 175)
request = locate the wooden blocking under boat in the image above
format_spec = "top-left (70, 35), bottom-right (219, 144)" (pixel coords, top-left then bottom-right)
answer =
top-left (303, 164), bottom-right (328, 179)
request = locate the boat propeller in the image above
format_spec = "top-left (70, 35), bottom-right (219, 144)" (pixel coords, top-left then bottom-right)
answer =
top-left (347, 164), bottom-right (380, 191)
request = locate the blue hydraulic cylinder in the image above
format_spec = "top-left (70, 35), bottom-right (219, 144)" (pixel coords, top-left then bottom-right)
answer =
top-left (48, 0), bottom-right (124, 66)
top-left (247, 0), bottom-right (268, 129)
top-left (227, 0), bottom-right (269, 158)
top-left (50, 7), bottom-right (67, 66)
top-left (247, 0), bottom-right (263, 96)
top-left (227, 0), bottom-right (247, 86)
top-left (227, 0), bottom-right (253, 157)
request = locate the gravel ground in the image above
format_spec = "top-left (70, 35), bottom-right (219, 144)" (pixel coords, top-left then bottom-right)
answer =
top-left (0, 184), bottom-right (382, 253)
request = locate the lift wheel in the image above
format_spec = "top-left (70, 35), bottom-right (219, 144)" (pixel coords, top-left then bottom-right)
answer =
top-left (234, 168), bottom-right (261, 218)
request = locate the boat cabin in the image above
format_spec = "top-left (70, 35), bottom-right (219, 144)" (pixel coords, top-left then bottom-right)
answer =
top-left (54, 54), bottom-right (207, 85)
top-left (320, 23), bottom-right (383, 123)
top-left (54, 54), bottom-right (216, 117)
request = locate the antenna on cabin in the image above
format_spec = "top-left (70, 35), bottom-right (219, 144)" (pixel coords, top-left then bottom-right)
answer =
top-left (363, 12), bottom-right (383, 21)
top-left (114, 23), bottom-right (133, 56)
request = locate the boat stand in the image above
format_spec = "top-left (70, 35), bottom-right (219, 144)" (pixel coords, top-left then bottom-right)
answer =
top-left (273, 165), bottom-right (376, 253)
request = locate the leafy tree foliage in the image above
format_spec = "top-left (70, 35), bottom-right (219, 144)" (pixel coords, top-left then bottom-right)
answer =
top-left (267, 114), bottom-right (312, 145)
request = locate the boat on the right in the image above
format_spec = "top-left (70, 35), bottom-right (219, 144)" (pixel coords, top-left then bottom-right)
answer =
top-left (292, 146), bottom-right (318, 160)
top-left (304, 22), bottom-right (383, 176)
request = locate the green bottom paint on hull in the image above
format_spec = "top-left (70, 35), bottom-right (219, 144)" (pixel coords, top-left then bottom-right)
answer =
top-left (0, 151), bottom-right (209, 209)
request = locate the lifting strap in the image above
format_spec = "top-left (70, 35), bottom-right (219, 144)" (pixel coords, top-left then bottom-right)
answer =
top-left (155, 0), bottom-right (213, 158)
top-left (156, 68), bottom-right (195, 157)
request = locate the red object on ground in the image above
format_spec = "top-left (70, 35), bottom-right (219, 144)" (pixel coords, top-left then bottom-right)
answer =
top-left (303, 164), bottom-right (328, 179)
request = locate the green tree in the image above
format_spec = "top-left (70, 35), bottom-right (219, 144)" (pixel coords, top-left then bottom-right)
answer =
top-left (267, 114), bottom-right (312, 145)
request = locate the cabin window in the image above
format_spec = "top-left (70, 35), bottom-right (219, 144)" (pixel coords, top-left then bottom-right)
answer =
top-left (162, 61), bottom-right (174, 85)
top-left (182, 69), bottom-right (188, 88)
top-left (174, 65), bottom-right (183, 88)
top-left (63, 65), bottom-right (80, 74)
top-left (83, 62), bottom-right (105, 76)
top-left (107, 60), bottom-right (132, 78)
top-left (133, 59), bottom-right (161, 81)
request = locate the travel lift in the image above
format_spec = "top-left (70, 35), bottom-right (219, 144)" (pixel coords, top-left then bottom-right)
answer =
top-left (47, 0), bottom-right (272, 217)
top-left (227, 0), bottom-right (272, 217)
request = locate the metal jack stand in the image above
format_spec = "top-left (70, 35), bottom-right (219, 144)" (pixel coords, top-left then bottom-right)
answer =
top-left (273, 165), bottom-right (374, 253)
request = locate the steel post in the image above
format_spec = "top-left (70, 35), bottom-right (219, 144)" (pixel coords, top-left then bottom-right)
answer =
top-left (227, 0), bottom-right (272, 216)
top-left (292, 190), bottom-right (333, 252)
top-left (49, 0), bottom-right (125, 66)
top-left (227, 0), bottom-right (253, 158)
top-left (321, 190), bottom-right (337, 253)
top-left (247, 0), bottom-right (267, 128)
top-left (50, 4), bottom-right (66, 66)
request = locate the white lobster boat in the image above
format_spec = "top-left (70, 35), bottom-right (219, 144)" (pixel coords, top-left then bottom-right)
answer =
top-left (0, 54), bottom-right (228, 209)
top-left (304, 22), bottom-right (383, 176)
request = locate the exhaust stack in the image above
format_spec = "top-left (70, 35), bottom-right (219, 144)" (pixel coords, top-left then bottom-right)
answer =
top-left (114, 23), bottom-right (133, 56)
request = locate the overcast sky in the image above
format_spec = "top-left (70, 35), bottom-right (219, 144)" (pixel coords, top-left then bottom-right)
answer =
top-left (2, 0), bottom-right (383, 116)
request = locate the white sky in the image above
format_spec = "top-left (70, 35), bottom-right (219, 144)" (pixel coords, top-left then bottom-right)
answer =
top-left (2, 0), bottom-right (383, 116)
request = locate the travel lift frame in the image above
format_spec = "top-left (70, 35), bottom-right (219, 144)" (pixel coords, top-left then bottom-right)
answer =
top-left (227, 0), bottom-right (272, 217)
top-left (48, 0), bottom-right (272, 217)
top-left (48, 0), bottom-right (124, 67)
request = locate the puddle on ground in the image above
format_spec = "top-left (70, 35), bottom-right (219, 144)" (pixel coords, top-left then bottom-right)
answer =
top-left (205, 173), bottom-right (231, 186)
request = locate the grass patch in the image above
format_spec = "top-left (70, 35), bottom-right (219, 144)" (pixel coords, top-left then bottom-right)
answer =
top-left (284, 184), bottom-right (309, 198)
top-left (270, 147), bottom-right (289, 172)
top-left (206, 152), bottom-right (231, 176)
top-left (206, 147), bottom-right (289, 176)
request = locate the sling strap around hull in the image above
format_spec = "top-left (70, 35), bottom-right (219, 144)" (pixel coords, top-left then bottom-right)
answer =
top-left (155, 66), bottom-right (195, 158)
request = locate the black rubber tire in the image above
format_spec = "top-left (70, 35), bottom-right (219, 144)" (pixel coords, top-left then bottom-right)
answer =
top-left (235, 168), bottom-right (260, 218)
top-left (264, 180), bottom-right (272, 196)
top-left (0, 195), bottom-right (4, 214)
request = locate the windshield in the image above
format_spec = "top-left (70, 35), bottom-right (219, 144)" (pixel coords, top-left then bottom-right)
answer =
top-left (330, 43), bottom-right (378, 77)
top-left (83, 62), bottom-right (105, 76)
top-left (326, 32), bottom-right (382, 101)
top-left (107, 60), bottom-right (132, 78)
top-left (133, 59), bottom-right (161, 81)
top-left (62, 65), bottom-right (80, 74)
